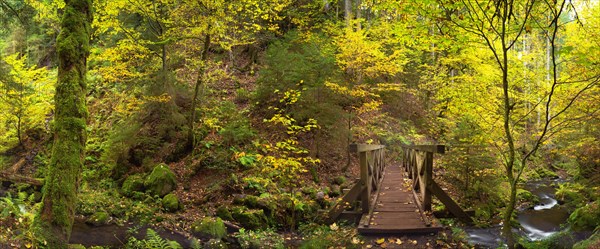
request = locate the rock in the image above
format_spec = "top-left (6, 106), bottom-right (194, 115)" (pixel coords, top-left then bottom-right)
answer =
top-left (192, 217), bottom-right (227, 239)
top-left (316, 191), bottom-right (325, 201)
top-left (86, 211), bottom-right (110, 226)
top-left (204, 238), bottom-right (227, 249)
top-left (231, 207), bottom-right (268, 230)
top-left (217, 206), bottom-right (233, 221)
top-left (121, 174), bottom-right (145, 197)
top-left (162, 193), bottom-right (180, 212)
top-left (144, 163), bottom-right (177, 197)
top-left (333, 176), bottom-right (347, 185)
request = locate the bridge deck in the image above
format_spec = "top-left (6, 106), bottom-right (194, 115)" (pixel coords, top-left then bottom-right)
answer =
top-left (358, 165), bottom-right (442, 234)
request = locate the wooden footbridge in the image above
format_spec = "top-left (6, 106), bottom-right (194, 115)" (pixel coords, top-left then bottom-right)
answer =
top-left (327, 144), bottom-right (472, 235)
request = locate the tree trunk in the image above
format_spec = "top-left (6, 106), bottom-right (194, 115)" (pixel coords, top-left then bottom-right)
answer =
top-left (34, 0), bottom-right (92, 247)
top-left (187, 32), bottom-right (211, 149)
top-left (344, 0), bottom-right (352, 26)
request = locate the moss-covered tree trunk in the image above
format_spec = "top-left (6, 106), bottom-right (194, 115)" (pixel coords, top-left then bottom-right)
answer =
top-left (35, 0), bottom-right (92, 247)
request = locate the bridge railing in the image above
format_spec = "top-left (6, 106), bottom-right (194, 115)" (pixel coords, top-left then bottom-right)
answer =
top-left (327, 143), bottom-right (385, 223)
top-left (401, 144), bottom-right (473, 224)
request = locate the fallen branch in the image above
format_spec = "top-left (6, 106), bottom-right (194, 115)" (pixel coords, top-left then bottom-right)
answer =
top-left (0, 171), bottom-right (44, 186)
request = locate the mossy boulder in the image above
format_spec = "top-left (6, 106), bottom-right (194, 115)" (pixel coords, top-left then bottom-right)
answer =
top-left (121, 174), bottom-right (145, 197)
top-left (144, 163), bottom-right (177, 197)
top-left (162, 193), bottom-right (180, 212)
top-left (231, 207), bottom-right (268, 230)
top-left (569, 200), bottom-right (600, 231)
top-left (192, 217), bottom-right (227, 239)
top-left (333, 176), bottom-right (347, 185)
top-left (517, 189), bottom-right (539, 204)
top-left (217, 206), bottom-right (233, 221)
top-left (86, 211), bottom-right (110, 226)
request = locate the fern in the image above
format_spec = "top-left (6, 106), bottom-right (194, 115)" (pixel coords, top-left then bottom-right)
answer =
top-left (125, 228), bottom-right (183, 249)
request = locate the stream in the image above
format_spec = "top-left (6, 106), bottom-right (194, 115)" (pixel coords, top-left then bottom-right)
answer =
top-left (465, 179), bottom-right (570, 248)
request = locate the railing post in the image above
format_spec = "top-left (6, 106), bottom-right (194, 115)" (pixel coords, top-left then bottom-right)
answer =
top-left (423, 151), bottom-right (433, 211)
top-left (359, 151), bottom-right (370, 213)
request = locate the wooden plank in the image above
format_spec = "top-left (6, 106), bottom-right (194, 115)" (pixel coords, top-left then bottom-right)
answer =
top-left (358, 225), bottom-right (443, 234)
top-left (349, 144), bottom-right (385, 153)
top-left (428, 180), bottom-right (473, 224)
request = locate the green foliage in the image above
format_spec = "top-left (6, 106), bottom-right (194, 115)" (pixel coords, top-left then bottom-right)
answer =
top-left (0, 53), bottom-right (53, 145)
top-left (125, 228), bottom-right (182, 249)
top-left (569, 200), bottom-right (600, 231)
top-left (144, 164), bottom-right (177, 197)
top-left (191, 217), bottom-right (227, 239)
top-left (236, 228), bottom-right (285, 249)
top-left (298, 223), bottom-right (361, 249)
top-left (556, 182), bottom-right (589, 208)
top-left (0, 192), bottom-right (39, 245)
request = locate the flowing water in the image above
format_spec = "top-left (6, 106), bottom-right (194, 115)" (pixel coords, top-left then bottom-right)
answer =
top-left (465, 179), bottom-right (570, 248)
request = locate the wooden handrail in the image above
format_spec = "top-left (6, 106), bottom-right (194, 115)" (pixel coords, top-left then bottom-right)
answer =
top-left (326, 143), bottom-right (385, 224)
top-left (401, 144), bottom-right (473, 224)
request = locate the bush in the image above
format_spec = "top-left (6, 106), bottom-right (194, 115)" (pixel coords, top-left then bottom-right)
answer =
top-left (569, 200), bottom-right (600, 231)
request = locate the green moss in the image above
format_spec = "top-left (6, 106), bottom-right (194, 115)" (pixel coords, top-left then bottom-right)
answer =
top-left (231, 207), bottom-right (268, 230)
top-left (68, 244), bottom-right (87, 249)
top-left (217, 206), bottom-right (233, 221)
top-left (121, 174), bottom-right (145, 197)
top-left (144, 163), bottom-right (177, 197)
top-left (192, 217), bottom-right (227, 239)
top-left (569, 200), bottom-right (600, 231)
top-left (517, 189), bottom-right (539, 203)
top-left (333, 176), bottom-right (347, 185)
top-left (162, 193), bottom-right (180, 212)
top-left (86, 211), bottom-right (110, 226)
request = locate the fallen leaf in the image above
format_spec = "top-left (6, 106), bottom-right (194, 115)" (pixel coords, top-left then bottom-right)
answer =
top-left (411, 240), bottom-right (418, 245)
top-left (395, 239), bottom-right (403, 245)
top-left (351, 237), bottom-right (361, 244)
top-left (376, 238), bottom-right (385, 244)
top-left (330, 223), bottom-right (339, 231)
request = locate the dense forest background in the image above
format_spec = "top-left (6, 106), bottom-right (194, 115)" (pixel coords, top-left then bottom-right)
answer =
top-left (0, 0), bottom-right (599, 248)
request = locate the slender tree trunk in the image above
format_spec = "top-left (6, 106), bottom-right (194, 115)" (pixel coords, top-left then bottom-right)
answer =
top-left (187, 32), bottom-right (211, 149)
top-left (499, 2), bottom-right (517, 247)
top-left (344, 0), bottom-right (352, 26)
top-left (35, 0), bottom-right (92, 247)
